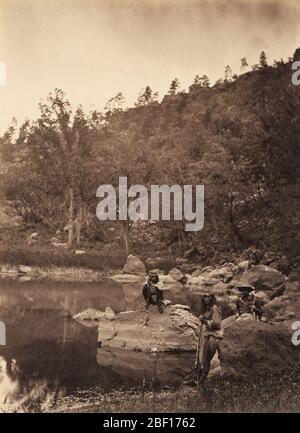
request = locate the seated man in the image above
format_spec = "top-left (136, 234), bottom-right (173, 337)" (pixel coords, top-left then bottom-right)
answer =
top-left (249, 287), bottom-right (268, 321)
top-left (142, 270), bottom-right (165, 313)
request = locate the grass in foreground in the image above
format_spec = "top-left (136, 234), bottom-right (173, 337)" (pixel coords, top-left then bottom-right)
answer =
top-left (57, 368), bottom-right (300, 413)
top-left (2, 369), bottom-right (299, 413)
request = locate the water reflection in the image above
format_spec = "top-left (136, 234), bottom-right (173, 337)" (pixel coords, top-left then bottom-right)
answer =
top-left (0, 357), bottom-right (19, 406)
top-left (96, 348), bottom-right (194, 387)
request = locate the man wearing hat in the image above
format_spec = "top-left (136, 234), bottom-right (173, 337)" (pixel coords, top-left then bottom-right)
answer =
top-left (236, 284), bottom-right (263, 320)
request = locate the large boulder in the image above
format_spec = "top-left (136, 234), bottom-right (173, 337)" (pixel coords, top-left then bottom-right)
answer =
top-left (145, 257), bottom-right (169, 270)
top-left (123, 254), bottom-right (146, 276)
top-left (96, 304), bottom-right (299, 382)
top-left (191, 269), bottom-right (202, 277)
top-left (263, 282), bottom-right (300, 323)
top-left (285, 281), bottom-right (300, 294)
top-left (263, 296), bottom-right (297, 323)
top-left (168, 267), bottom-right (184, 282)
top-left (211, 281), bottom-right (229, 296)
top-left (239, 265), bottom-right (286, 294)
top-left (186, 263), bottom-right (239, 290)
top-left (18, 265), bottom-right (32, 274)
top-left (186, 275), bottom-right (207, 288)
top-left (238, 260), bottom-right (249, 271)
top-left (202, 264), bottom-right (237, 283)
top-left (288, 264), bottom-right (300, 282)
top-left (205, 277), bottom-right (220, 287)
top-left (158, 274), bottom-right (178, 285)
top-left (220, 319), bottom-right (297, 377)
top-left (97, 304), bottom-right (199, 352)
top-left (177, 264), bottom-right (199, 274)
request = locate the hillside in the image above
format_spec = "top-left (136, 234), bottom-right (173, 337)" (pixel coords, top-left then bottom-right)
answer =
top-left (0, 49), bottom-right (299, 267)
top-left (94, 52), bottom-right (300, 259)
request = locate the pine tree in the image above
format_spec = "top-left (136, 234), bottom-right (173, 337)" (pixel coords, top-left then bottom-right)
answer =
top-left (136, 86), bottom-right (156, 106)
top-left (200, 75), bottom-right (210, 87)
top-left (104, 92), bottom-right (125, 113)
top-left (193, 74), bottom-right (210, 87)
top-left (194, 74), bottom-right (201, 85)
top-left (240, 57), bottom-right (248, 72)
top-left (168, 78), bottom-right (180, 95)
top-left (259, 51), bottom-right (267, 68)
top-left (224, 65), bottom-right (233, 82)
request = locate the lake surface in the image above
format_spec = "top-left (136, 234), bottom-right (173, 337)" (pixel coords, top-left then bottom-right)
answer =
top-left (0, 277), bottom-right (200, 411)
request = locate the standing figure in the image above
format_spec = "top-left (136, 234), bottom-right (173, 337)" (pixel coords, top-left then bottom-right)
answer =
top-left (196, 293), bottom-right (223, 391)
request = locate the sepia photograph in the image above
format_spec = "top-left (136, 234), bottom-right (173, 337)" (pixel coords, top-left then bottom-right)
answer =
top-left (0, 0), bottom-right (299, 418)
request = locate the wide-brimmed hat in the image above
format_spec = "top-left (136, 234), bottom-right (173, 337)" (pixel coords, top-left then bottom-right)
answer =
top-left (201, 292), bottom-right (211, 298)
top-left (237, 284), bottom-right (254, 293)
top-left (201, 292), bottom-right (216, 302)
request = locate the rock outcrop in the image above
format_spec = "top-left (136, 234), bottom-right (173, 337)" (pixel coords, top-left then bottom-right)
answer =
top-left (239, 264), bottom-right (286, 294)
top-left (186, 263), bottom-right (239, 290)
top-left (263, 281), bottom-right (300, 323)
top-left (97, 304), bottom-right (199, 352)
top-left (289, 264), bottom-right (300, 282)
top-left (78, 258), bottom-right (300, 382)
top-left (123, 254), bottom-right (146, 276)
top-left (73, 307), bottom-right (115, 322)
top-left (95, 307), bottom-right (299, 380)
top-left (184, 263), bottom-right (291, 317)
top-left (18, 265), bottom-right (32, 274)
top-left (220, 319), bottom-right (297, 377)
top-left (168, 267), bottom-right (185, 282)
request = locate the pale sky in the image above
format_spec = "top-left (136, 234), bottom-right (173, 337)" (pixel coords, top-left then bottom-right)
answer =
top-left (0, 0), bottom-right (300, 133)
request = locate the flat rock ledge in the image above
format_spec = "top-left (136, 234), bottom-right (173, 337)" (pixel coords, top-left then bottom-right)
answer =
top-left (97, 304), bottom-right (199, 352)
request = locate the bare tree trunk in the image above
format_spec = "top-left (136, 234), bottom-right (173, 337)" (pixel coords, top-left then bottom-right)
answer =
top-left (228, 193), bottom-right (244, 247)
top-left (67, 187), bottom-right (74, 249)
top-left (76, 203), bottom-right (83, 246)
top-left (121, 221), bottom-right (130, 256)
top-left (212, 214), bottom-right (219, 241)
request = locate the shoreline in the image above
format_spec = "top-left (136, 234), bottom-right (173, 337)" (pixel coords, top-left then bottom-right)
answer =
top-left (0, 264), bottom-right (113, 282)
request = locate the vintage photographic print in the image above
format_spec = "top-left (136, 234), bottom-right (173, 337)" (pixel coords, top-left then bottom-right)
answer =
top-left (0, 0), bottom-right (299, 416)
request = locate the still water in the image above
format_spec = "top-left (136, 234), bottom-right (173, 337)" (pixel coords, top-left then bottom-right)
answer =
top-left (0, 277), bottom-right (200, 410)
